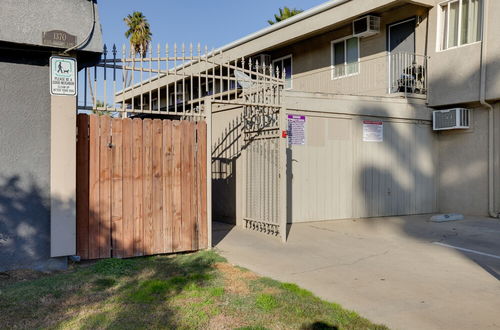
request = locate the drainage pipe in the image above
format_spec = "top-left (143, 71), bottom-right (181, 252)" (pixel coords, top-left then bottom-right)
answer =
top-left (63, 0), bottom-right (96, 54)
top-left (479, 0), bottom-right (499, 218)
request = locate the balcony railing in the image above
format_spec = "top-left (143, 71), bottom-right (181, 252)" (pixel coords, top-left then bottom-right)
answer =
top-left (292, 52), bottom-right (428, 97)
top-left (389, 52), bottom-right (427, 95)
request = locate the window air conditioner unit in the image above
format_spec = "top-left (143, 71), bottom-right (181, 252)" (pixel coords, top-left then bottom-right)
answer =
top-left (433, 108), bottom-right (470, 131)
top-left (353, 15), bottom-right (380, 38)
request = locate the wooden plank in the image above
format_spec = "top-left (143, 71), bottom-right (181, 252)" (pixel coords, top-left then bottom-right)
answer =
top-left (152, 119), bottom-right (163, 254)
top-left (197, 121), bottom-right (208, 249)
top-left (76, 114), bottom-right (90, 259)
top-left (192, 122), bottom-right (199, 251)
top-left (162, 120), bottom-right (173, 253)
top-left (132, 119), bottom-right (144, 256)
top-left (143, 119), bottom-right (154, 255)
top-left (189, 122), bottom-right (197, 250)
top-left (98, 115), bottom-right (112, 258)
top-left (122, 118), bottom-right (134, 258)
top-left (88, 114), bottom-right (100, 259)
top-left (111, 118), bottom-right (123, 258)
top-left (172, 121), bottom-right (182, 252)
top-left (180, 121), bottom-right (194, 251)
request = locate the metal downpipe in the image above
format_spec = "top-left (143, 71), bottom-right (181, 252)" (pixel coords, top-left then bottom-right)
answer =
top-left (479, 0), bottom-right (499, 218)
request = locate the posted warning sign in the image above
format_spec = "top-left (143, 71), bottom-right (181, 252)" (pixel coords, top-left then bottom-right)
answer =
top-left (363, 120), bottom-right (383, 142)
top-left (288, 115), bottom-right (306, 145)
top-left (50, 56), bottom-right (77, 96)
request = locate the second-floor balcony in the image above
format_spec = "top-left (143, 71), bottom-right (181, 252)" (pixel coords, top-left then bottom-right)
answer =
top-left (292, 52), bottom-right (428, 98)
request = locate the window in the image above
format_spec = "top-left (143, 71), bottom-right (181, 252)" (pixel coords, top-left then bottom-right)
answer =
top-left (331, 37), bottom-right (359, 79)
top-left (272, 55), bottom-right (293, 89)
top-left (439, 0), bottom-right (482, 50)
top-left (201, 81), bottom-right (214, 96)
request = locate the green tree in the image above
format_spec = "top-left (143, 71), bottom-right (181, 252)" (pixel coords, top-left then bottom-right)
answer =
top-left (92, 100), bottom-right (118, 117)
top-left (124, 11), bottom-right (152, 57)
top-left (267, 7), bottom-right (303, 25)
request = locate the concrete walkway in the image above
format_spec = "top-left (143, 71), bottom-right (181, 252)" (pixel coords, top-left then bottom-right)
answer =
top-left (214, 215), bottom-right (500, 330)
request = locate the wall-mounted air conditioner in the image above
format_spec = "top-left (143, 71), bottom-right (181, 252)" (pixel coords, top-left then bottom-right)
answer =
top-left (353, 15), bottom-right (381, 38)
top-left (433, 108), bottom-right (470, 131)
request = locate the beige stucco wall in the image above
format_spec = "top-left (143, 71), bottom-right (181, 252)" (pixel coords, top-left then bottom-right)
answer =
top-left (437, 103), bottom-right (500, 216)
top-left (484, 0), bottom-right (500, 102)
top-left (427, 0), bottom-right (500, 107)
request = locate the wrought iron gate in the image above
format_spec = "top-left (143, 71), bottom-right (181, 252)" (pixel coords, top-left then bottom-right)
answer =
top-left (242, 90), bottom-right (286, 240)
top-left (78, 43), bottom-right (287, 248)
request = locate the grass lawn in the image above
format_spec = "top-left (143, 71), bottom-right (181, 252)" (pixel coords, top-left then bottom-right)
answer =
top-left (0, 251), bottom-right (388, 329)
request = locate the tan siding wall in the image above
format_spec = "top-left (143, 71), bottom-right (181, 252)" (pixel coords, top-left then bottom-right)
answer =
top-left (289, 116), bottom-right (354, 221)
top-left (268, 4), bottom-right (429, 96)
top-left (353, 118), bottom-right (437, 218)
top-left (288, 112), bottom-right (437, 222)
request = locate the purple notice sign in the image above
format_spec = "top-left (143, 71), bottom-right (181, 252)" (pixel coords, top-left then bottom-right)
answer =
top-left (288, 115), bottom-right (306, 145)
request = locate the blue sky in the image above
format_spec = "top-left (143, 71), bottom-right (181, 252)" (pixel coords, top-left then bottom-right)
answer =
top-left (98, 0), bottom-right (325, 49)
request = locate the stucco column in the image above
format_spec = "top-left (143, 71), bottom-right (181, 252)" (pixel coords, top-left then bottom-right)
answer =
top-left (50, 95), bottom-right (76, 257)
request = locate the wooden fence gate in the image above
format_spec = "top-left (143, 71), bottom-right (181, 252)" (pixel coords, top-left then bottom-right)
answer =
top-left (76, 114), bottom-right (207, 260)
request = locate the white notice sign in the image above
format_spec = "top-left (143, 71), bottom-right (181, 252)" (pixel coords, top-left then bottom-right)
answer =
top-left (50, 56), bottom-right (77, 96)
top-left (288, 115), bottom-right (306, 145)
top-left (363, 120), bottom-right (383, 142)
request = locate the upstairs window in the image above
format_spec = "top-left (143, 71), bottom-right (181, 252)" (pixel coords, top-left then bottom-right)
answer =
top-left (273, 55), bottom-right (293, 89)
top-left (331, 37), bottom-right (359, 79)
top-left (439, 0), bottom-right (482, 50)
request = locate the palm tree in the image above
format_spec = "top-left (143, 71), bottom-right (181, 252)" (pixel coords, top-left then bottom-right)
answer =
top-left (267, 7), bottom-right (303, 25)
top-left (124, 11), bottom-right (152, 57)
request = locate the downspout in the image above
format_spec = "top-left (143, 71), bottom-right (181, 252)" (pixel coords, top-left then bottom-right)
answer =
top-left (63, 0), bottom-right (96, 54)
top-left (479, 0), bottom-right (499, 218)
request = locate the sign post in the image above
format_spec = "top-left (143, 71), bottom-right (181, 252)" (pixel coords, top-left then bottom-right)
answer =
top-left (50, 56), bottom-right (77, 96)
top-left (49, 56), bottom-right (78, 257)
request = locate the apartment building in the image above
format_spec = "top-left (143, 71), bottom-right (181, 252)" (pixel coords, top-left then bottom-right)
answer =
top-left (116, 0), bottom-right (500, 229)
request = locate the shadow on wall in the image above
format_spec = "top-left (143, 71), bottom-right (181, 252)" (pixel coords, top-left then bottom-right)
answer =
top-left (356, 105), bottom-right (437, 221)
top-left (286, 146), bottom-right (293, 238)
top-left (212, 109), bottom-right (280, 231)
top-left (428, 55), bottom-right (500, 215)
top-left (212, 113), bottom-right (244, 225)
top-left (353, 105), bottom-right (499, 278)
top-left (0, 175), bottom-right (71, 271)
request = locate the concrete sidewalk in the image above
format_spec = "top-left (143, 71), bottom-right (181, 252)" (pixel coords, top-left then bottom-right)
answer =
top-left (214, 215), bottom-right (500, 330)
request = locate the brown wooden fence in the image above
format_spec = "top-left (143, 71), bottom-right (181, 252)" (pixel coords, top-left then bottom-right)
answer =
top-left (76, 114), bottom-right (207, 260)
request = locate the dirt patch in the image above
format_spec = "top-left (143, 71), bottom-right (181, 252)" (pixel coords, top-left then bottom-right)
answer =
top-left (207, 313), bottom-right (245, 330)
top-left (261, 287), bottom-right (281, 295)
top-left (214, 263), bottom-right (258, 295)
top-left (0, 269), bottom-right (46, 282)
